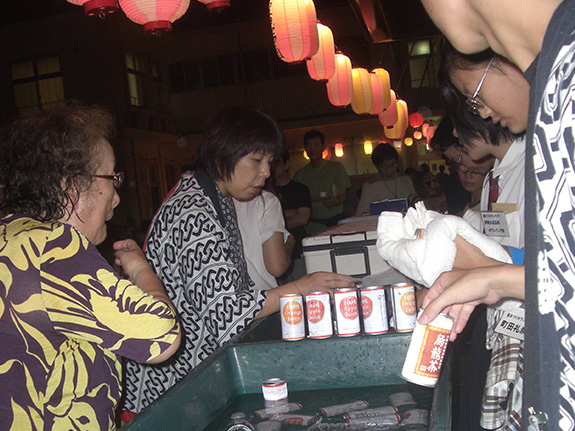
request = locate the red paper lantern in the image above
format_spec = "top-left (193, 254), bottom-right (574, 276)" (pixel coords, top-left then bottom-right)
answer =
top-left (378, 89), bottom-right (397, 127)
top-left (326, 54), bottom-right (353, 107)
top-left (384, 100), bottom-right (408, 140)
top-left (67, 0), bottom-right (118, 17)
top-left (119, 0), bottom-right (190, 33)
top-left (270, 0), bottom-right (319, 63)
top-left (409, 112), bottom-right (424, 128)
top-left (196, 0), bottom-right (230, 11)
top-left (369, 68), bottom-right (391, 115)
top-left (306, 23), bottom-right (335, 81)
top-left (351, 68), bottom-right (373, 115)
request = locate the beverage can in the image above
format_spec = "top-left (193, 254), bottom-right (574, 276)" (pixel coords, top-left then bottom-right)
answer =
top-left (279, 294), bottom-right (305, 341)
top-left (390, 283), bottom-right (417, 332)
top-left (270, 414), bottom-right (319, 426)
top-left (333, 288), bottom-right (360, 337)
top-left (318, 400), bottom-right (369, 417)
top-left (401, 311), bottom-right (454, 387)
top-left (345, 406), bottom-right (398, 419)
top-left (225, 412), bottom-right (255, 431)
top-left (253, 402), bottom-right (302, 419)
top-left (401, 409), bottom-right (429, 426)
top-left (346, 414), bottom-right (400, 426)
top-left (360, 286), bottom-right (389, 335)
top-left (389, 392), bottom-right (417, 408)
top-left (254, 421), bottom-right (281, 431)
top-left (262, 378), bottom-right (288, 403)
top-left (305, 291), bottom-right (333, 339)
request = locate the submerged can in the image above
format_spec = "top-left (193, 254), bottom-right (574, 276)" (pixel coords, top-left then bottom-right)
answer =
top-left (360, 286), bottom-right (389, 335)
top-left (401, 312), bottom-right (454, 387)
top-left (390, 283), bottom-right (417, 332)
top-left (333, 288), bottom-right (361, 337)
top-left (280, 294), bottom-right (305, 341)
top-left (262, 378), bottom-right (288, 404)
top-left (318, 400), bottom-right (369, 417)
top-left (305, 291), bottom-right (333, 339)
top-left (345, 406), bottom-right (398, 420)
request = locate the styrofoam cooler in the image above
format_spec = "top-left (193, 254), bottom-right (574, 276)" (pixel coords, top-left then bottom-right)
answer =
top-left (302, 218), bottom-right (390, 277)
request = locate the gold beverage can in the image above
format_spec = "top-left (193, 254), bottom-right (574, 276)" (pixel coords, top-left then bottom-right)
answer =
top-left (279, 294), bottom-right (305, 341)
top-left (390, 283), bottom-right (417, 332)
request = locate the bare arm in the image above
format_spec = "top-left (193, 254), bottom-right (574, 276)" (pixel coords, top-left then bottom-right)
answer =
top-left (113, 239), bottom-right (181, 364)
top-left (262, 232), bottom-right (294, 277)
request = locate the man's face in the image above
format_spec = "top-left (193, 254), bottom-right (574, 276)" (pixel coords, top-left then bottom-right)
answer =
top-left (304, 137), bottom-right (325, 161)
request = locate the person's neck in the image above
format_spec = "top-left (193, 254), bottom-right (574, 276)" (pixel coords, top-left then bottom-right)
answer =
top-left (275, 172), bottom-right (290, 187)
top-left (470, 189), bottom-right (482, 206)
top-left (310, 158), bottom-right (324, 168)
top-left (492, 139), bottom-right (514, 162)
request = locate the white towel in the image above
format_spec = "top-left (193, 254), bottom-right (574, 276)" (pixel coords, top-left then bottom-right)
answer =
top-left (376, 202), bottom-right (519, 310)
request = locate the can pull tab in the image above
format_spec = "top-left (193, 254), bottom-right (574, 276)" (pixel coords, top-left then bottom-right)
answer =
top-left (527, 406), bottom-right (548, 431)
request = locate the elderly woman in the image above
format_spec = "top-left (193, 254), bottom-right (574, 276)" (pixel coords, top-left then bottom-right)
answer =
top-left (355, 143), bottom-right (416, 216)
top-left (123, 106), bottom-right (354, 418)
top-left (0, 102), bottom-right (181, 430)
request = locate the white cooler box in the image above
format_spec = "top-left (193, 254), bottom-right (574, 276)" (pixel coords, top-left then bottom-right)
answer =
top-left (302, 218), bottom-right (390, 277)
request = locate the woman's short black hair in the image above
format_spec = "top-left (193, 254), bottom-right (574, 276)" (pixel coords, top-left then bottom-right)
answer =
top-left (0, 100), bottom-right (115, 221)
top-left (197, 106), bottom-right (286, 181)
top-left (371, 142), bottom-right (399, 166)
top-left (429, 115), bottom-right (460, 153)
top-left (438, 38), bottom-right (519, 147)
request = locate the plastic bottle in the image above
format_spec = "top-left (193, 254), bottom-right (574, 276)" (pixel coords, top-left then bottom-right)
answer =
top-left (225, 412), bottom-right (255, 431)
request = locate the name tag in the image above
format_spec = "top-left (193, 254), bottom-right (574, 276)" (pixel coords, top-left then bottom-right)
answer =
top-left (494, 307), bottom-right (525, 340)
top-left (481, 211), bottom-right (509, 237)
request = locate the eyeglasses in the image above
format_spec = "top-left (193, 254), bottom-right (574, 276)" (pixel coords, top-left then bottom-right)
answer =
top-left (466, 57), bottom-right (495, 115)
top-left (456, 163), bottom-right (491, 176)
top-left (93, 171), bottom-right (124, 189)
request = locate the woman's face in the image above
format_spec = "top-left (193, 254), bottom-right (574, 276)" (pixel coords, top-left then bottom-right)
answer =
top-left (65, 140), bottom-right (120, 245)
top-left (218, 152), bottom-right (273, 201)
top-left (457, 158), bottom-right (493, 193)
top-left (450, 60), bottom-right (530, 133)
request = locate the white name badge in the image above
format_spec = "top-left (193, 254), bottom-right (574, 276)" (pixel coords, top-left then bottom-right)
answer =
top-left (494, 307), bottom-right (525, 340)
top-left (481, 211), bottom-right (510, 237)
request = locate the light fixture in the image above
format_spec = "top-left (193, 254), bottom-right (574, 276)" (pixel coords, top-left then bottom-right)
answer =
top-left (303, 150), bottom-right (309, 160)
top-left (404, 137), bottom-right (413, 146)
top-left (326, 53), bottom-right (353, 107)
top-left (351, 67), bottom-right (373, 115)
top-left (196, 0), bottom-right (230, 11)
top-left (384, 100), bottom-right (408, 140)
top-left (413, 130), bottom-right (423, 140)
top-left (270, 0), bottom-right (319, 63)
top-left (364, 140), bottom-right (373, 155)
top-left (335, 143), bottom-right (344, 157)
top-left (409, 112), bottom-right (424, 129)
top-left (322, 148), bottom-right (329, 159)
top-left (67, 0), bottom-right (118, 18)
top-left (378, 89), bottom-right (397, 127)
top-left (118, 0), bottom-right (190, 34)
top-left (307, 23), bottom-right (335, 81)
top-left (369, 68), bottom-right (391, 115)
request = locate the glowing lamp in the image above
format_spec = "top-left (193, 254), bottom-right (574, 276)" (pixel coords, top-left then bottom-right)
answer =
top-left (404, 137), bottom-right (413, 146)
top-left (413, 130), bottom-right (423, 140)
top-left (322, 148), bottom-right (329, 159)
top-left (426, 125), bottom-right (437, 144)
top-left (409, 112), bottom-right (424, 128)
top-left (118, 0), bottom-right (190, 34)
top-left (326, 54), bottom-right (353, 107)
top-left (306, 23), bottom-right (335, 81)
top-left (270, 0), bottom-right (319, 63)
top-left (303, 150), bottom-right (310, 160)
top-left (67, 0), bottom-right (118, 17)
top-left (422, 123), bottom-right (429, 137)
top-left (334, 143), bottom-right (344, 157)
top-left (369, 68), bottom-right (391, 114)
top-left (364, 140), bottom-right (373, 155)
top-left (378, 89), bottom-right (397, 127)
top-left (351, 68), bottom-right (373, 115)
top-left (384, 100), bottom-right (408, 140)
top-left (197, 0), bottom-right (230, 10)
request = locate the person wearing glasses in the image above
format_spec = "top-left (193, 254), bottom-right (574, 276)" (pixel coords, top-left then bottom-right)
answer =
top-left (418, 0), bottom-right (574, 429)
top-left (0, 101), bottom-right (181, 430)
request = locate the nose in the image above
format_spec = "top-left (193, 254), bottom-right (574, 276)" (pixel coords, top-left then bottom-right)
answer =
top-left (479, 105), bottom-right (494, 121)
top-left (261, 160), bottom-right (271, 178)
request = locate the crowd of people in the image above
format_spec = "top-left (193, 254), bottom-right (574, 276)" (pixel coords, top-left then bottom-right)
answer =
top-left (2, 0), bottom-right (574, 429)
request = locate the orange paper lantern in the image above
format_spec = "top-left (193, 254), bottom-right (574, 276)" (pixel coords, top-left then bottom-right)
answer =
top-left (306, 23), bottom-right (335, 81)
top-left (119, 0), bottom-right (190, 33)
top-left (378, 89), bottom-right (397, 126)
top-left (369, 68), bottom-right (391, 114)
top-left (67, 0), bottom-right (118, 17)
top-left (334, 143), bottom-right (344, 157)
top-left (351, 67), bottom-right (373, 115)
top-left (270, 0), bottom-right (319, 63)
top-left (326, 54), bottom-right (353, 107)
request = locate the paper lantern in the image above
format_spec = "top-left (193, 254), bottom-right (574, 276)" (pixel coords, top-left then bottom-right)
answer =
top-left (326, 54), bottom-right (353, 107)
top-left (351, 68), bottom-right (373, 115)
top-left (306, 23), bottom-right (335, 81)
top-left (413, 130), bottom-right (423, 140)
top-left (422, 123), bottom-right (429, 137)
top-left (196, 0), bottom-right (230, 10)
top-left (409, 112), bottom-right (424, 128)
top-left (322, 148), bottom-right (329, 159)
top-left (270, 0), bottom-right (319, 63)
top-left (404, 137), bottom-right (413, 146)
top-left (364, 140), bottom-right (373, 155)
top-left (67, 0), bottom-right (118, 17)
top-left (369, 68), bottom-right (391, 114)
top-left (378, 89), bottom-right (397, 127)
top-left (335, 143), bottom-right (344, 157)
top-left (426, 125), bottom-right (437, 144)
top-left (384, 100), bottom-right (408, 140)
top-left (119, 0), bottom-right (190, 33)
top-left (303, 150), bottom-right (309, 160)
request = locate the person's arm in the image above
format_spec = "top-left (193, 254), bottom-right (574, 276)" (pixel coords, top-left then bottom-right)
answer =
top-left (262, 232), bottom-right (294, 277)
top-left (419, 264), bottom-right (525, 341)
top-left (256, 271), bottom-right (355, 318)
top-left (284, 206), bottom-right (311, 229)
top-left (114, 239), bottom-right (182, 363)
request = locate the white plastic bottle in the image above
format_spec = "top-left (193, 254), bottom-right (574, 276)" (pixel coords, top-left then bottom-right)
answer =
top-left (225, 412), bottom-right (255, 431)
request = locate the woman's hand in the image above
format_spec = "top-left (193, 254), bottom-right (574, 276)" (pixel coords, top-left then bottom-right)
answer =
top-left (113, 239), bottom-right (151, 284)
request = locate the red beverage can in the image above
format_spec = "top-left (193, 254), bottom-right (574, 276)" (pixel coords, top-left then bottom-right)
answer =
top-left (334, 288), bottom-right (360, 337)
top-left (280, 294), bottom-right (305, 341)
top-left (305, 291), bottom-right (333, 339)
top-left (360, 285), bottom-right (389, 335)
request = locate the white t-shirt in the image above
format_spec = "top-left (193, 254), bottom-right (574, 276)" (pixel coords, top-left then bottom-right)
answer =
top-left (234, 190), bottom-right (290, 290)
